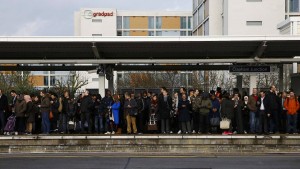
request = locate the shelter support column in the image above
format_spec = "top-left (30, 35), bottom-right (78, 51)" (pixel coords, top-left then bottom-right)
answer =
top-left (108, 77), bottom-right (114, 94)
top-left (293, 63), bottom-right (298, 73)
top-left (236, 75), bottom-right (243, 94)
top-left (249, 75), bottom-right (257, 96)
top-left (278, 64), bottom-right (284, 92)
top-left (98, 74), bottom-right (105, 98)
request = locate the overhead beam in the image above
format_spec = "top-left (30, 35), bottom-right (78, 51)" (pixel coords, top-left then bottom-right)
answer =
top-left (114, 65), bottom-right (230, 71)
top-left (0, 58), bottom-right (300, 64)
top-left (0, 66), bottom-right (97, 71)
top-left (92, 42), bottom-right (101, 59)
top-left (253, 41), bottom-right (267, 60)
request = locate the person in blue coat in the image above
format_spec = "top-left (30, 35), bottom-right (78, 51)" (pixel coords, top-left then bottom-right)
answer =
top-left (209, 94), bottom-right (221, 133)
top-left (178, 93), bottom-right (191, 134)
top-left (108, 94), bottom-right (121, 134)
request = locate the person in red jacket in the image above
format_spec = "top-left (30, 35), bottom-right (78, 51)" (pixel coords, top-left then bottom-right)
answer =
top-left (284, 91), bottom-right (300, 134)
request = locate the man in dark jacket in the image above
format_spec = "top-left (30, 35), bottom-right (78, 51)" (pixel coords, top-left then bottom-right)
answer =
top-left (158, 87), bottom-right (172, 134)
top-left (101, 90), bottom-right (113, 133)
top-left (0, 89), bottom-right (8, 134)
top-left (264, 85), bottom-right (280, 134)
top-left (80, 90), bottom-right (94, 133)
top-left (39, 90), bottom-right (51, 134)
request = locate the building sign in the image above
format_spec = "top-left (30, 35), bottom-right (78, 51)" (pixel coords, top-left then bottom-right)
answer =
top-left (229, 66), bottom-right (271, 73)
top-left (83, 10), bottom-right (114, 19)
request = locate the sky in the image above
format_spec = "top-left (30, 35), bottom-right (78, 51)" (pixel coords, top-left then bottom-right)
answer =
top-left (0, 0), bottom-right (192, 36)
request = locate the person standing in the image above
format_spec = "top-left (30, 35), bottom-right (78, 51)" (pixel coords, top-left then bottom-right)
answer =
top-left (0, 89), bottom-right (8, 134)
top-left (178, 93), bottom-right (191, 134)
top-left (50, 93), bottom-right (59, 133)
top-left (248, 88), bottom-right (258, 134)
top-left (284, 91), bottom-right (299, 134)
top-left (110, 94), bottom-right (121, 134)
top-left (279, 92), bottom-right (288, 133)
top-left (40, 91), bottom-right (51, 135)
top-left (15, 94), bottom-right (27, 135)
top-left (220, 93), bottom-right (234, 135)
top-left (136, 93), bottom-right (145, 134)
top-left (265, 85), bottom-right (280, 134)
top-left (158, 87), bottom-right (172, 134)
top-left (124, 93), bottom-right (138, 134)
top-left (242, 96), bottom-right (250, 134)
top-left (24, 95), bottom-right (35, 135)
top-left (197, 92), bottom-right (212, 134)
top-left (80, 90), bottom-right (94, 134)
top-left (209, 93), bottom-right (220, 134)
top-left (257, 91), bottom-right (269, 135)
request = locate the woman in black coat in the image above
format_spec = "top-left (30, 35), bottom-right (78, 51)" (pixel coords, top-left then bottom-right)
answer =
top-left (178, 93), bottom-right (191, 134)
top-left (220, 93), bottom-right (234, 135)
top-left (158, 87), bottom-right (172, 134)
top-left (24, 95), bottom-right (36, 135)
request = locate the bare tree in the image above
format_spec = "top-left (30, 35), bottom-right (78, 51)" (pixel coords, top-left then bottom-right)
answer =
top-left (54, 72), bottom-right (88, 97)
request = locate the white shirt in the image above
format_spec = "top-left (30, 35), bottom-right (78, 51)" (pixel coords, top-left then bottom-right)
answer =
top-left (260, 97), bottom-right (265, 110)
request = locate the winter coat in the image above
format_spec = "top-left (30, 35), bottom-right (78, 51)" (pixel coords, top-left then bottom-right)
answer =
top-left (220, 98), bottom-right (234, 119)
top-left (178, 100), bottom-right (191, 122)
top-left (62, 97), bottom-right (76, 116)
top-left (248, 95), bottom-right (258, 112)
top-left (0, 94), bottom-right (8, 112)
top-left (284, 97), bottom-right (300, 115)
top-left (209, 98), bottom-right (220, 119)
top-left (265, 91), bottom-right (280, 113)
top-left (111, 101), bottom-right (121, 125)
top-left (15, 99), bottom-right (27, 117)
top-left (25, 101), bottom-right (35, 123)
top-left (198, 99), bottom-right (212, 115)
top-left (124, 98), bottom-right (138, 116)
top-left (40, 96), bottom-right (51, 113)
top-left (157, 94), bottom-right (172, 119)
top-left (51, 98), bottom-right (59, 114)
top-left (80, 95), bottom-right (94, 113)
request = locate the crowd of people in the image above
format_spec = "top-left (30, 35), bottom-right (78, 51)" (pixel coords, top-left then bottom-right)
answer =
top-left (0, 85), bottom-right (299, 135)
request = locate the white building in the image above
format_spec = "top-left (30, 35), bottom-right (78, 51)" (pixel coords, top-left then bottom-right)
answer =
top-left (74, 8), bottom-right (193, 93)
top-left (193, 0), bottom-right (285, 36)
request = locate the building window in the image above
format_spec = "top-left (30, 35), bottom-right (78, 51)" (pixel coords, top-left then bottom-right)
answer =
top-left (204, 0), bottom-right (209, 19)
top-left (123, 31), bottom-right (130, 36)
top-left (246, 21), bottom-right (263, 26)
top-left (117, 31), bottom-right (122, 36)
top-left (92, 19), bottom-right (102, 23)
top-left (188, 31), bottom-right (192, 36)
top-left (123, 16), bottom-right (130, 29)
top-left (188, 16), bottom-right (192, 29)
top-left (290, 0), bottom-right (300, 12)
top-left (44, 76), bottom-right (48, 86)
top-left (193, 12), bottom-right (198, 29)
top-left (156, 31), bottom-right (162, 36)
top-left (180, 31), bottom-right (187, 36)
top-left (204, 20), bottom-right (209, 36)
top-left (156, 16), bottom-right (162, 29)
top-left (148, 31), bottom-right (154, 36)
top-left (148, 16), bottom-right (154, 29)
top-left (117, 16), bottom-right (122, 29)
top-left (180, 16), bottom-right (187, 29)
top-left (198, 4), bottom-right (204, 24)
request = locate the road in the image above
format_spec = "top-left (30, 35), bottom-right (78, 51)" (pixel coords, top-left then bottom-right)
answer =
top-left (0, 153), bottom-right (299, 169)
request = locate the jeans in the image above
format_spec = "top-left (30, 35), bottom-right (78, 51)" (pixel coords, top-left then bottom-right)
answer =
top-left (81, 112), bottom-right (92, 133)
top-left (181, 121), bottom-right (191, 133)
top-left (94, 114), bottom-right (104, 133)
top-left (160, 118), bottom-right (170, 133)
top-left (249, 111), bottom-right (257, 133)
top-left (41, 112), bottom-right (50, 134)
top-left (59, 113), bottom-right (67, 133)
top-left (287, 114), bottom-right (298, 133)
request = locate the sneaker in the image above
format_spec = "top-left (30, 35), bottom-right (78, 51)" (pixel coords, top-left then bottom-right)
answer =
top-left (111, 131), bottom-right (115, 134)
top-left (227, 132), bottom-right (233, 135)
top-left (192, 130), bottom-right (196, 134)
top-left (15, 132), bottom-right (18, 135)
top-left (222, 131), bottom-right (228, 135)
top-left (169, 131), bottom-right (173, 134)
top-left (233, 131), bottom-right (237, 134)
top-left (177, 130), bottom-right (182, 134)
top-left (244, 131), bottom-right (248, 134)
top-left (104, 132), bottom-right (111, 135)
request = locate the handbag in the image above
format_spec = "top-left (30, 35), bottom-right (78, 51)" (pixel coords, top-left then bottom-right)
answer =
top-left (147, 114), bottom-right (158, 131)
top-left (49, 111), bottom-right (53, 120)
top-left (210, 117), bottom-right (220, 126)
top-left (220, 118), bottom-right (231, 129)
